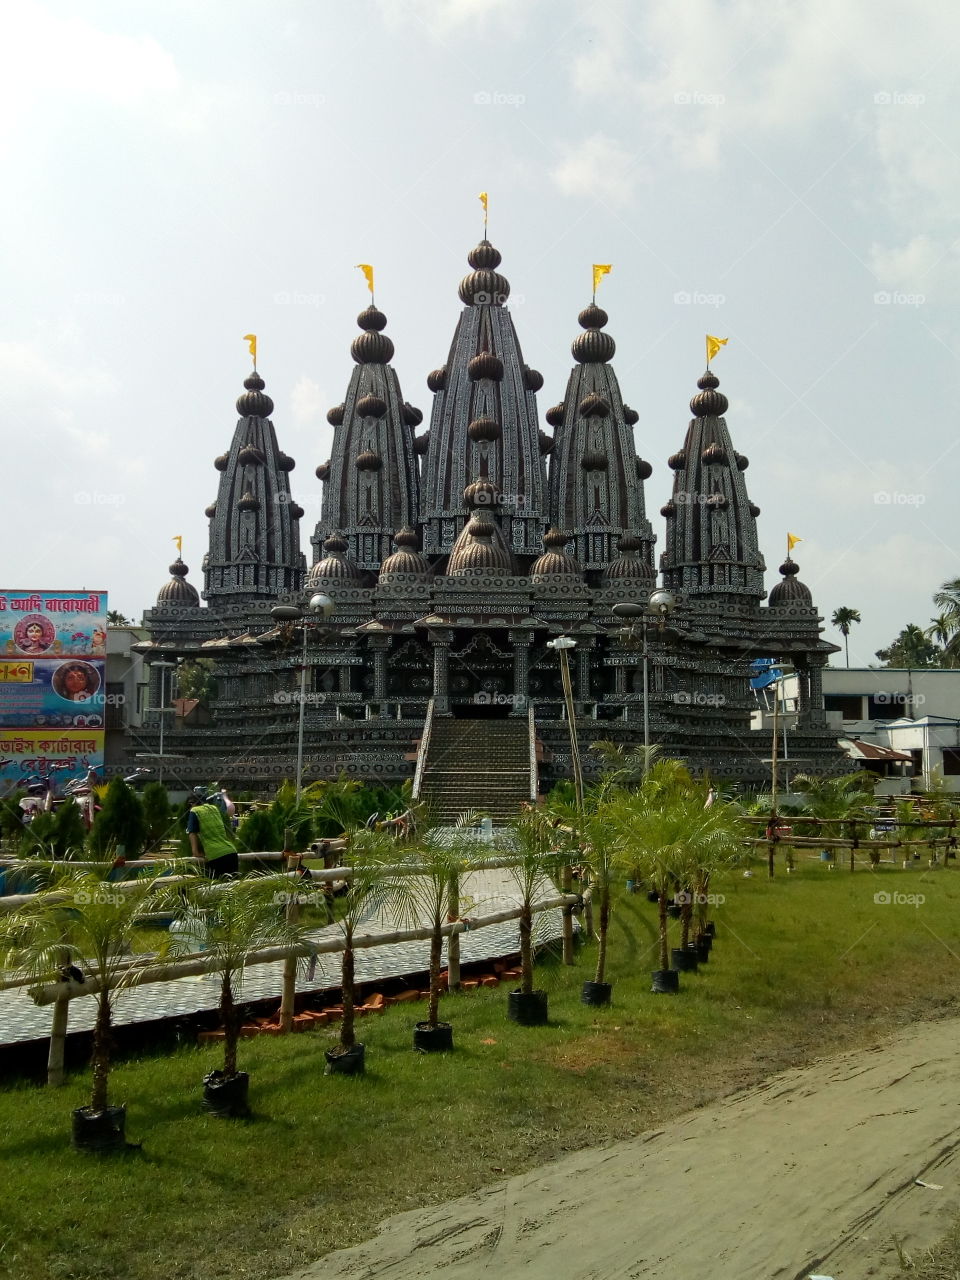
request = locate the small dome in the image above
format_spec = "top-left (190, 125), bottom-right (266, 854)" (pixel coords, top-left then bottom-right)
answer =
top-left (288, 502), bottom-right (304, 519)
top-left (356, 449), bottom-right (383, 471)
top-left (356, 393), bottom-right (387, 419)
top-left (357, 305), bottom-right (387, 332)
top-left (768, 559), bottom-right (812, 606)
top-left (545, 403), bottom-right (565, 427)
top-left (468, 416), bottom-right (501, 442)
top-left (636, 457), bottom-right (652, 480)
top-left (351, 331), bottom-right (395, 365)
top-left (463, 479), bottom-right (499, 508)
top-left (237, 490), bottom-right (260, 512)
top-left (379, 527), bottom-right (431, 579)
top-left (661, 500), bottom-right (677, 517)
top-left (538, 429), bottom-right (555, 455)
top-left (531, 527), bottom-right (582, 579)
top-left (524, 367), bottom-right (544, 392)
top-left (157, 559), bottom-right (199, 607)
top-left (236, 371), bottom-right (274, 418)
top-left (467, 240), bottom-right (502, 269)
top-left (468, 352), bottom-right (504, 382)
top-left (579, 392), bottom-right (610, 418)
top-left (427, 367), bottom-right (447, 392)
top-left (581, 449), bottom-right (608, 470)
top-left (618, 533), bottom-right (643, 552)
top-left (316, 461), bottom-right (331, 481)
top-left (403, 402), bottom-right (423, 427)
top-left (446, 510), bottom-right (513, 576)
top-left (414, 432), bottom-right (430, 455)
top-left (327, 404), bottom-right (345, 426)
top-left (578, 303), bottom-right (608, 329)
top-left (749, 502), bottom-right (761, 518)
top-left (735, 452), bottom-right (749, 470)
top-left (458, 269), bottom-right (510, 307)
top-left (277, 452), bottom-right (295, 472)
top-left (702, 443), bottom-right (728, 465)
top-left (668, 450), bottom-right (686, 471)
top-left (214, 452), bottom-right (229, 471)
top-left (238, 445), bottom-right (265, 467)
top-left (205, 502), bottom-right (217, 518)
top-left (623, 405), bottom-right (639, 426)
top-left (572, 329), bottom-right (616, 363)
top-left (307, 533), bottom-right (364, 584)
top-left (690, 368), bottom-right (729, 417)
top-left (603, 539), bottom-right (653, 584)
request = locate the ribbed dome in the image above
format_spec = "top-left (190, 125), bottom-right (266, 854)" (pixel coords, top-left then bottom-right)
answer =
top-left (327, 404), bottom-right (345, 426)
top-left (734, 452), bottom-right (748, 470)
top-left (636, 457), bottom-right (653, 480)
top-left (427, 367), bottom-right (447, 392)
top-left (277, 452), bottom-right (295, 472)
top-left (768, 559), bottom-right (812, 606)
top-left (446, 510), bottom-right (513, 575)
top-left (379, 527), bottom-right (431, 579)
top-left (157, 559), bottom-right (200, 606)
top-left (579, 303), bottom-right (608, 329)
top-left (623, 405), bottom-right (639, 426)
top-left (458, 269), bottom-right (510, 307)
top-left (579, 392), bottom-right (610, 418)
top-left (468, 352), bottom-right (504, 382)
top-left (749, 502), bottom-right (761, 517)
top-left (403, 402), bottom-right (423, 426)
top-left (467, 416), bottom-right (501, 442)
top-left (357, 305), bottom-right (387, 332)
top-left (702, 443), bottom-right (728, 465)
top-left (660, 499), bottom-right (677, 517)
top-left (618, 533), bottom-right (643, 552)
top-left (463, 479), bottom-right (499, 508)
top-left (524, 367), bottom-right (544, 392)
top-left (288, 502), bottom-right (304, 519)
top-left (414, 432), bottom-right (430, 455)
top-left (205, 502), bottom-right (216, 518)
top-left (356, 449), bottom-right (383, 471)
top-left (690, 370), bottom-right (729, 417)
top-left (467, 240), bottom-right (502, 269)
top-left (538, 429), bottom-right (555, 455)
top-left (214, 452), bottom-right (229, 471)
top-left (572, 329), bottom-right (616, 363)
top-left (351, 331), bottom-right (395, 364)
top-left (236, 371), bottom-right (274, 418)
top-left (545, 403), bottom-right (565, 427)
top-left (356, 393), bottom-right (387, 419)
top-left (237, 490), bottom-right (260, 512)
top-left (316, 461), bottom-right (331, 481)
top-left (238, 445), bottom-right (265, 467)
top-left (530, 528), bottom-right (582, 578)
top-left (307, 533), bottom-right (364, 583)
top-left (581, 449), bottom-right (608, 470)
top-left (603, 539), bottom-right (654, 583)
top-left (668, 450), bottom-right (686, 471)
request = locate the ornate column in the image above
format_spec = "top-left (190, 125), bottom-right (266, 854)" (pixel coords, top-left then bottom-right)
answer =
top-left (795, 663), bottom-right (811, 725)
top-left (575, 636), bottom-right (595, 708)
top-left (808, 661), bottom-right (826, 726)
top-left (431, 629), bottom-right (453, 715)
top-left (368, 636), bottom-right (390, 714)
top-left (509, 630), bottom-right (532, 715)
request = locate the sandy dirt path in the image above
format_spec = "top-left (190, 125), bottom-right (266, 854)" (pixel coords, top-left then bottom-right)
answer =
top-left (283, 1016), bottom-right (960, 1280)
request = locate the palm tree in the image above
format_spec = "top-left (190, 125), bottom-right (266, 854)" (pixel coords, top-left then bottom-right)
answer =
top-left (504, 811), bottom-right (565, 1024)
top-left (831, 607), bottom-right (861, 668)
top-left (792, 772), bottom-right (875, 870)
top-left (875, 623), bottom-right (940, 669)
top-left (106, 610), bottom-right (133, 626)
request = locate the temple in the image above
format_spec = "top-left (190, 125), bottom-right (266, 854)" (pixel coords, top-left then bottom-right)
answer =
top-left (136, 237), bottom-right (843, 806)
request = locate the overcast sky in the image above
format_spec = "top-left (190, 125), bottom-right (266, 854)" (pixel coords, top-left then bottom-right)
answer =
top-left (3, 0), bottom-right (957, 665)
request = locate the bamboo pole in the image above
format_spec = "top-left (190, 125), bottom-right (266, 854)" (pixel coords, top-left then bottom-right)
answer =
top-left (46, 996), bottom-right (69, 1086)
top-left (446, 869), bottom-right (460, 991)
top-left (278, 840), bottom-right (300, 1033)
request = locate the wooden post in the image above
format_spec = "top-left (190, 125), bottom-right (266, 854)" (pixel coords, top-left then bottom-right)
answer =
top-left (446, 869), bottom-right (460, 991)
top-left (47, 995), bottom-right (69, 1086)
top-left (279, 836), bottom-right (300, 1032)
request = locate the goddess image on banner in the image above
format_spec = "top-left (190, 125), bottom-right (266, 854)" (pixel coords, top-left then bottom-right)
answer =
top-left (0, 591), bottom-right (108, 658)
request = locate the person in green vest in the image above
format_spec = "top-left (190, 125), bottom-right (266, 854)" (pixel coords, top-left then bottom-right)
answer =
top-left (185, 793), bottom-right (239, 877)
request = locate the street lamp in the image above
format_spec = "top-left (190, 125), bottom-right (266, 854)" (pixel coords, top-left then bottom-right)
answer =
top-left (546, 634), bottom-right (583, 809)
top-left (151, 660), bottom-right (176, 781)
top-left (271, 593), bottom-right (336, 800)
top-left (612, 589), bottom-right (676, 766)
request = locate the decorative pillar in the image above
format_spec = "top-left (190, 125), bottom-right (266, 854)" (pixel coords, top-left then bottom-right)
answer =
top-left (808, 662), bottom-right (826, 726)
top-left (368, 636), bottom-right (390, 714)
top-left (576, 637), bottom-right (595, 707)
top-left (509, 630), bottom-right (532, 715)
top-left (795, 664), bottom-right (810, 725)
top-left (431, 630), bottom-right (453, 715)
top-left (338, 665), bottom-right (351, 695)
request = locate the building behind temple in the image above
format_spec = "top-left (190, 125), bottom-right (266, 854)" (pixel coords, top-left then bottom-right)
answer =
top-left (135, 237), bottom-right (844, 806)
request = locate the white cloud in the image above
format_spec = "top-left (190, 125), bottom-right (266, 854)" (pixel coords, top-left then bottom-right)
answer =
top-left (552, 133), bottom-right (642, 207)
top-left (289, 376), bottom-right (327, 429)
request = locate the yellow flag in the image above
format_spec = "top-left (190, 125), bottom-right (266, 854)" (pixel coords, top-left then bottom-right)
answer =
top-left (173, 535), bottom-right (183, 556)
top-left (706, 335), bottom-right (728, 365)
top-left (479, 191), bottom-right (488, 214)
top-left (592, 264), bottom-right (612, 295)
top-left (243, 333), bottom-right (257, 365)
top-left (787, 533), bottom-right (802, 554)
top-left (356, 263), bottom-right (375, 297)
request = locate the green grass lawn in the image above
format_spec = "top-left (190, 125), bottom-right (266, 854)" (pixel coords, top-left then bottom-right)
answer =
top-left (1, 854), bottom-right (958, 1280)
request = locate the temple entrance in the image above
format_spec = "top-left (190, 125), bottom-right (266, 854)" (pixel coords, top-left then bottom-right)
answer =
top-left (447, 631), bottom-right (517, 717)
top-left (451, 700), bottom-right (512, 719)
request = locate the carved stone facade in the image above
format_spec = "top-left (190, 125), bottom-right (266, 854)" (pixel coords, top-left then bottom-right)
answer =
top-left (136, 237), bottom-right (844, 792)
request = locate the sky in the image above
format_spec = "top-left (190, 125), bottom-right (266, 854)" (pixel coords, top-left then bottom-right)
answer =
top-left (2, 0), bottom-right (957, 667)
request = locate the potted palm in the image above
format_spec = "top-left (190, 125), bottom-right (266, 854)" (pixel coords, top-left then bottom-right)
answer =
top-left (792, 772), bottom-right (874, 871)
top-left (0, 862), bottom-right (178, 1149)
top-left (504, 811), bottom-right (565, 1026)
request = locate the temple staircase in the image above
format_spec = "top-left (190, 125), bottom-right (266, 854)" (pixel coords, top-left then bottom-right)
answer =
top-left (413, 705), bottom-right (536, 823)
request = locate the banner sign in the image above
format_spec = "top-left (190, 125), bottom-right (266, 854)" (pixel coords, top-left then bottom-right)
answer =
top-left (0, 591), bottom-right (108, 658)
top-left (0, 657), bottom-right (105, 726)
top-left (0, 729), bottom-right (105, 793)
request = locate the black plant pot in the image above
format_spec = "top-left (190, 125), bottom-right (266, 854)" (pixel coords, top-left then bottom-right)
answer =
top-left (666, 903), bottom-right (682, 919)
top-left (202, 1070), bottom-right (250, 1118)
top-left (507, 989), bottom-right (549, 1026)
top-left (581, 980), bottom-right (612, 1007)
top-left (647, 890), bottom-right (660, 903)
top-left (693, 939), bottom-right (711, 963)
top-left (671, 947), bottom-right (698, 972)
top-left (651, 969), bottom-right (680, 994)
top-left (696, 932), bottom-right (714, 953)
top-left (325, 1042), bottom-right (366, 1075)
top-left (414, 1021), bottom-right (454, 1053)
top-left (72, 1104), bottom-right (126, 1152)
top-left (704, 921), bottom-right (717, 938)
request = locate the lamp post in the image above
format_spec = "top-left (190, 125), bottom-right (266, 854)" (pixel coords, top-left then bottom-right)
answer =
top-left (546, 635), bottom-right (583, 810)
top-left (271, 593), bottom-right (336, 800)
top-left (612, 589), bottom-right (676, 766)
top-left (151, 660), bottom-right (176, 782)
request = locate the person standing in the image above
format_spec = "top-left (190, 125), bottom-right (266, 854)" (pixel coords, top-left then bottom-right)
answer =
top-left (185, 794), bottom-right (239, 877)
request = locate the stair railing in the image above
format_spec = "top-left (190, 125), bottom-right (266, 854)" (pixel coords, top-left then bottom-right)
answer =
top-left (527, 701), bottom-right (539, 803)
top-left (411, 697), bottom-right (435, 801)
